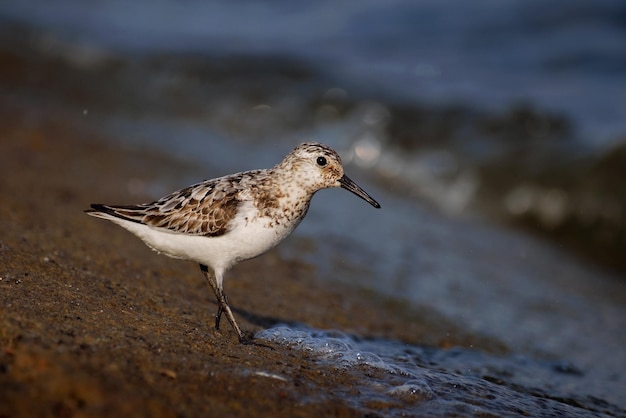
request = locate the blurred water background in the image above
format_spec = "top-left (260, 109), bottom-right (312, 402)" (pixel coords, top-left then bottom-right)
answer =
top-left (1, 0), bottom-right (625, 415)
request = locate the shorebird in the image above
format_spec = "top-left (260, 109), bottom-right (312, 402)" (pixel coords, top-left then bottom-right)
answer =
top-left (86, 142), bottom-right (380, 343)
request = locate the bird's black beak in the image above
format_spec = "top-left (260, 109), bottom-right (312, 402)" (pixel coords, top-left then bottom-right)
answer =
top-left (338, 174), bottom-right (381, 208)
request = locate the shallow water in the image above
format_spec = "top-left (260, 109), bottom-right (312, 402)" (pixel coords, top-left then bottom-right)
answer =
top-left (257, 326), bottom-right (623, 417)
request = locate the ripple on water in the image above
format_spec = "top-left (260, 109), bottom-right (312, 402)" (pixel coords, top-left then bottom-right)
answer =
top-left (256, 325), bottom-right (624, 417)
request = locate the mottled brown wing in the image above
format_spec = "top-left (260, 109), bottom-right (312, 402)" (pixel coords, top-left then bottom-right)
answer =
top-left (95, 175), bottom-right (246, 237)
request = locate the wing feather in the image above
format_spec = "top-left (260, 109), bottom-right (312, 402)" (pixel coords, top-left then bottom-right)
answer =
top-left (89, 174), bottom-right (252, 237)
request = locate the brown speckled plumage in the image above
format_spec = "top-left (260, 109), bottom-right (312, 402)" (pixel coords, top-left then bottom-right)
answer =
top-left (95, 171), bottom-right (264, 237)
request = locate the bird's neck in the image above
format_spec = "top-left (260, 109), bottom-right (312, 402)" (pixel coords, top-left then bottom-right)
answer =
top-left (258, 165), bottom-right (314, 222)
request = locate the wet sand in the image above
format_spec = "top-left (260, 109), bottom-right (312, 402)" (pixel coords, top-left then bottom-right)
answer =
top-left (0, 100), bottom-right (506, 417)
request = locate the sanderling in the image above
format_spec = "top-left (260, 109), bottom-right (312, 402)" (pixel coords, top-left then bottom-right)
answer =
top-left (86, 142), bottom-right (380, 343)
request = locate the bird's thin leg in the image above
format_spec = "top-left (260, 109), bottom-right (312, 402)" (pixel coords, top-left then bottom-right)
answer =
top-left (215, 304), bottom-right (224, 330)
top-left (199, 264), bottom-right (245, 343)
top-left (198, 264), bottom-right (226, 329)
top-left (214, 292), bottom-right (233, 330)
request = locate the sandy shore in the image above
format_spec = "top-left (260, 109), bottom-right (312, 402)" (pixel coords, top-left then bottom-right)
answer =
top-left (0, 99), bottom-right (508, 417)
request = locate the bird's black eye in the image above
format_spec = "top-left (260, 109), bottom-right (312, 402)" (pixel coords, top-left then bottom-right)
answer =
top-left (316, 156), bottom-right (327, 166)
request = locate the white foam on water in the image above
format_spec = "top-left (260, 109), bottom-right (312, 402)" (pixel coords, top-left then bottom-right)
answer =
top-left (256, 325), bottom-right (623, 416)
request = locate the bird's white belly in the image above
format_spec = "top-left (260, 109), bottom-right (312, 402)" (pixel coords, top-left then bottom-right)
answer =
top-left (112, 211), bottom-right (299, 272)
